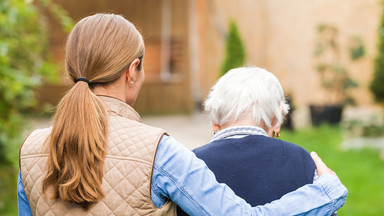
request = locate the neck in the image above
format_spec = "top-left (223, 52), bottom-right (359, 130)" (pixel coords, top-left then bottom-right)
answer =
top-left (218, 119), bottom-right (275, 138)
top-left (221, 119), bottom-right (268, 132)
top-left (93, 85), bottom-right (127, 104)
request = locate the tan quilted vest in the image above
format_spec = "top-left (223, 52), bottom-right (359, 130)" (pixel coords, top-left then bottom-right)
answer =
top-left (20, 96), bottom-right (176, 216)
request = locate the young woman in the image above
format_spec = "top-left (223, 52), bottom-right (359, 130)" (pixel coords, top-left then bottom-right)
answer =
top-left (18, 13), bottom-right (347, 215)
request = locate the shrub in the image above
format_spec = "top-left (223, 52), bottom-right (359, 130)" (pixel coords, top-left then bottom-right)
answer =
top-left (370, 6), bottom-right (384, 103)
top-left (220, 21), bottom-right (246, 76)
top-left (313, 24), bottom-right (359, 107)
top-left (0, 0), bottom-right (72, 213)
top-left (0, 0), bottom-right (72, 165)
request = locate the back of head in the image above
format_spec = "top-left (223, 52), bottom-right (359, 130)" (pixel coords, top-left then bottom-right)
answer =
top-left (66, 13), bottom-right (144, 84)
top-left (43, 13), bottom-right (144, 208)
top-left (204, 66), bottom-right (289, 128)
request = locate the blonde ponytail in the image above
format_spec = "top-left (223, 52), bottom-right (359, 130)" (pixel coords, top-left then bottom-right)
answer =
top-left (43, 81), bottom-right (108, 207)
top-left (43, 13), bottom-right (144, 208)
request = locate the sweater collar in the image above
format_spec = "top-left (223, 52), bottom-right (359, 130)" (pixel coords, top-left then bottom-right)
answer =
top-left (211, 126), bottom-right (268, 142)
top-left (97, 95), bottom-right (142, 123)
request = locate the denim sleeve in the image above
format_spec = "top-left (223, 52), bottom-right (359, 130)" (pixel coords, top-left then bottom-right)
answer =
top-left (151, 135), bottom-right (347, 216)
top-left (17, 171), bottom-right (32, 216)
top-left (253, 175), bottom-right (347, 215)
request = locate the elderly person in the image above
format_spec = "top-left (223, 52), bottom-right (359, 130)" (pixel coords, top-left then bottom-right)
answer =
top-left (18, 14), bottom-right (346, 216)
top-left (178, 66), bottom-right (330, 215)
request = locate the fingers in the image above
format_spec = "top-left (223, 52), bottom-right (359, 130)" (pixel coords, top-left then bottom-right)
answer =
top-left (311, 152), bottom-right (339, 180)
top-left (311, 151), bottom-right (326, 175)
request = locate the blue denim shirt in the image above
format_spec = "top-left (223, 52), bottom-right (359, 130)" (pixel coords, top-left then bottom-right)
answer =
top-left (18, 134), bottom-right (347, 215)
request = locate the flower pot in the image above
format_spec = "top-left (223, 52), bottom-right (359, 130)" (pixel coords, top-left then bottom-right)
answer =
top-left (283, 97), bottom-right (294, 130)
top-left (310, 105), bottom-right (343, 126)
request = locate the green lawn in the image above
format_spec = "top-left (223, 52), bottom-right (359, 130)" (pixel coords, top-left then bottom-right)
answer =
top-left (283, 125), bottom-right (384, 216)
top-left (1, 125), bottom-right (382, 215)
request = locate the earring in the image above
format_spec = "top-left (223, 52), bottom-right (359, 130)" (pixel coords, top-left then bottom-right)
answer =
top-left (129, 81), bottom-right (134, 87)
top-left (273, 132), bottom-right (280, 138)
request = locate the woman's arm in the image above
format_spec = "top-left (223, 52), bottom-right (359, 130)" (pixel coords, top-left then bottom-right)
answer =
top-left (151, 135), bottom-right (347, 215)
top-left (17, 171), bottom-right (32, 216)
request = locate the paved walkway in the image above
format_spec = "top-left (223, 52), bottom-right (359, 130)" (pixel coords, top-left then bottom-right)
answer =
top-left (27, 113), bottom-right (213, 150)
top-left (143, 113), bottom-right (213, 150)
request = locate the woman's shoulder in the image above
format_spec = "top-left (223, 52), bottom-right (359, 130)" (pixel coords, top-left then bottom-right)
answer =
top-left (24, 127), bottom-right (52, 143)
top-left (20, 127), bottom-right (52, 155)
top-left (108, 115), bottom-right (165, 135)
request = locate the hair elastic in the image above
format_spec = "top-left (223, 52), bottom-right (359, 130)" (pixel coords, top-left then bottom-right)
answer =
top-left (75, 78), bottom-right (90, 85)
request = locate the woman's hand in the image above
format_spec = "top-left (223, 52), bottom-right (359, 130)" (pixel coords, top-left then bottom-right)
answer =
top-left (311, 152), bottom-right (339, 180)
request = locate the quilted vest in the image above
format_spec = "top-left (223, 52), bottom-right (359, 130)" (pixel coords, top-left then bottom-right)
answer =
top-left (19, 96), bottom-right (176, 216)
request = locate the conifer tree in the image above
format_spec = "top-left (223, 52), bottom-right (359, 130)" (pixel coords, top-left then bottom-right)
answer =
top-left (370, 9), bottom-right (384, 103)
top-left (220, 21), bottom-right (246, 76)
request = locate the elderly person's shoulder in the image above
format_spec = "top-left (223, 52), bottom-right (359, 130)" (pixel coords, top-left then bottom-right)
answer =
top-left (193, 134), bottom-right (314, 164)
top-left (264, 136), bottom-right (313, 158)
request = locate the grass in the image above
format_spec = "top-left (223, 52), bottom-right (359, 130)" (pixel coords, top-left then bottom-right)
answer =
top-left (1, 124), bottom-right (382, 215)
top-left (283, 125), bottom-right (384, 216)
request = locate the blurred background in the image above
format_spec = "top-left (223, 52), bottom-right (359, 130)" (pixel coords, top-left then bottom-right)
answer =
top-left (1, 0), bottom-right (384, 215)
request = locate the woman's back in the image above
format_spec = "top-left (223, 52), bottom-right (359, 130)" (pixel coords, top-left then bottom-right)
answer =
top-left (19, 96), bottom-right (176, 215)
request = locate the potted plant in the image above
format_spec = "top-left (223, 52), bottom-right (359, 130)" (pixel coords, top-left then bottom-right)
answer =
top-left (310, 24), bottom-right (362, 126)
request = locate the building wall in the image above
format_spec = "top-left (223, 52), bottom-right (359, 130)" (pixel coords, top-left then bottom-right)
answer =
top-left (38, 0), bottom-right (192, 114)
top-left (264, 0), bottom-right (380, 107)
top-left (38, 0), bottom-right (382, 120)
top-left (197, 0), bottom-right (268, 98)
top-left (199, 0), bottom-right (382, 126)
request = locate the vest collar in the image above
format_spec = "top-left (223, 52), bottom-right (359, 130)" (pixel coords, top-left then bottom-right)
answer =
top-left (98, 95), bottom-right (142, 123)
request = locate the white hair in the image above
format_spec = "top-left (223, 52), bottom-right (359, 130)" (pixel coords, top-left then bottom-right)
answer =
top-left (204, 66), bottom-right (289, 128)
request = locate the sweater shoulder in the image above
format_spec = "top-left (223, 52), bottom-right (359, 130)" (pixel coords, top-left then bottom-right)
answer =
top-left (276, 138), bottom-right (310, 154)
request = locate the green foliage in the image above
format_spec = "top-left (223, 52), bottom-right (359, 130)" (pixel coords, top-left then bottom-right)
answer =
top-left (314, 23), bottom-right (361, 106)
top-left (349, 36), bottom-right (365, 60)
top-left (0, 0), bottom-right (72, 214)
top-left (220, 21), bottom-right (246, 76)
top-left (283, 125), bottom-right (384, 216)
top-left (1, 0), bottom-right (45, 164)
top-left (370, 8), bottom-right (384, 103)
top-left (343, 115), bottom-right (384, 137)
top-left (0, 0), bottom-right (72, 165)
top-left (39, 0), bottom-right (74, 33)
top-left (0, 164), bottom-right (17, 215)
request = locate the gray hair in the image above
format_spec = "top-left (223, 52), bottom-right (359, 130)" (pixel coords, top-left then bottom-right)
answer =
top-left (204, 66), bottom-right (289, 128)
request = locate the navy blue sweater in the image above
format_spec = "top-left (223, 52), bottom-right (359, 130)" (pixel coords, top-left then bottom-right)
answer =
top-left (177, 135), bottom-right (315, 215)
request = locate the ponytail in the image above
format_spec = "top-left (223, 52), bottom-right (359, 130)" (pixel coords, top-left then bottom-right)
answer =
top-left (43, 81), bottom-right (108, 208)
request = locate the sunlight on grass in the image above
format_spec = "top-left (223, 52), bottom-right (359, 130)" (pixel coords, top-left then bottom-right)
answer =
top-left (283, 125), bottom-right (384, 216)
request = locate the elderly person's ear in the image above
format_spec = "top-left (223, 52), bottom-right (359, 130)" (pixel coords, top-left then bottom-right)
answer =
top-left (212, 122), bottom-right (221, 134)
top-left (267, 118), bottom-right (281, 138)
top-left (272, 126), bottom-right (281, 138)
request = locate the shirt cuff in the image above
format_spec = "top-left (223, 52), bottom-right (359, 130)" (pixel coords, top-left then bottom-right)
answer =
top-left (314, 174), bottom-right (348, 212)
